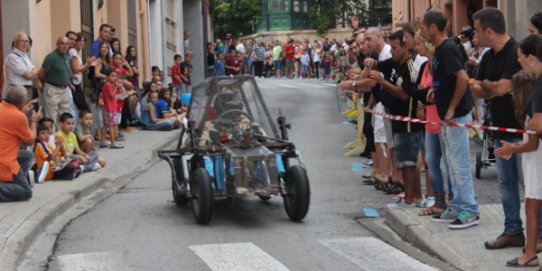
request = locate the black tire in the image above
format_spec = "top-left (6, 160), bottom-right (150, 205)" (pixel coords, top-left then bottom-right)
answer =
top-left (283, 165), bottom-right (310, 222)
top-left (172, 158), bottom-right (189, 206)
top-left (191, 168), bottom-right (214, 224)
top-left (259, 195), bottom-right (272, 201)
top-left (475, 152), bottom-right (482, 179)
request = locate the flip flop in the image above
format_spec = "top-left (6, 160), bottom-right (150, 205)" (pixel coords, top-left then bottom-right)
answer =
top-left (418, 206), bottom-right (445, 216)
top-left (506, 255), bottom-right (539, 267)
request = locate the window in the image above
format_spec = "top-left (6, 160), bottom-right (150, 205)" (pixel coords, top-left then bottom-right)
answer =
top-left (270, 0), bottom-right (288, 13)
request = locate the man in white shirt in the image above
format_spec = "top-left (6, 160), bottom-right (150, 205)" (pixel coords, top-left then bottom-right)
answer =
top-left (2, 32), bottom-right (38, 101)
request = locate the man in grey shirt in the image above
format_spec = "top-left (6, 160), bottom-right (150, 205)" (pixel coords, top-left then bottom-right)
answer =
top-left (2, 32), bottom-right (39, 102)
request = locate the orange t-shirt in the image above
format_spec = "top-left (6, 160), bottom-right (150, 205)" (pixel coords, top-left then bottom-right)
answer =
top-left (0, 102), bottom-right (33, 181)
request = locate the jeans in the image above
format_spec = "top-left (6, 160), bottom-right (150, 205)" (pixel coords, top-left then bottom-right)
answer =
top-left (425, 131), bottom-right (453, 199)
top-left (72, 151), bottom-right (99, 172)
top-left (440, 113), bottom-right (479, 215)
top-left (494, 138), bottom-right (542, 234)
top-left (0, 150), bottom-right (33, 202)
top-left (144, 119), bottom-right (176, 131)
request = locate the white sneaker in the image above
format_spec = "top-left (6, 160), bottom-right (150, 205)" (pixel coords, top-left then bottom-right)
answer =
top-left (422, 196), bottom-right (435, 208)
top-left (79, 165), bottom-right (85, 173)
top-left (28, 170), bottom-right (35, 185)
top-left (92, 163), bottom-right (102, 171)
top-left (37, 161), bottom-right (49, 183)
top-left (387, 198), bottom-right (423, 209)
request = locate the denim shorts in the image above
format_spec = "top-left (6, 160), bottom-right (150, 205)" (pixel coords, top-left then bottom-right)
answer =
top-left (393, 131), bottom-right (423, 168)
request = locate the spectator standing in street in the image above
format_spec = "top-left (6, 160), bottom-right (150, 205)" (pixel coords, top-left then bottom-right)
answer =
top-left (0, 86), bottom-right (39, 201)
top-left (38, 37), bottom-right (72, 125)
top-left (215, 52), bottom-right (225, 76)
top-left (125, 46), bottom-right (140, 96)
top-left (171, 54), bottom-right (183, 96)
top-left (420, 10), bottom-right (479, 229)
top-left (69, 32), bottom-right (93, 113)
top-left (207, 42), bottom-right (216, 77)
top-left (2, 32), bottom-right (39, 103)
top-left (180, 51), bottom-right (193, 93)
top-left (469, 7), bottom-right (529, 248)
top-left (528, 12), bottom-right (542, 35)
top-left (273, 41), bottom-right (283, 78)
top-left (300, 49), bottom-right (310, 79)
top-left (91, 24), bottom-right (112, 57)
top-left (252, 40), bottom-right (265, 77)
top-left (368, 31), bottom-right (424, 208)
top-left (225, 49), bottom-right (241, 76)
top-left (284, 39), bottom-right (295, 78)
top-left (312, 41), bottom-right (322, 79)
top-left (495, 35), bottom-right (542, 268)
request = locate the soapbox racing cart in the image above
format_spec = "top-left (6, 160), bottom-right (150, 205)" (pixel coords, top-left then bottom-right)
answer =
top-left (158, 76), bottom-right (310, 224)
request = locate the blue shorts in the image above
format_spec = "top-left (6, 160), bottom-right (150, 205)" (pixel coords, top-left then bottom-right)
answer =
top-left (302, 65), bottom-right (309, 73)
top-left (393, 131), bottom-right (423, 168)
top-left (324, 67), bottom-right (331, 74)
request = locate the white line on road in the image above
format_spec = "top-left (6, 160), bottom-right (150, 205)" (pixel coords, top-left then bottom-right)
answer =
top-left (189, 242), bottom-right (290, 271)
top-left (57, 251), bottom-right (126, 271)
top-left (319, 237), bottom-right (439, 271)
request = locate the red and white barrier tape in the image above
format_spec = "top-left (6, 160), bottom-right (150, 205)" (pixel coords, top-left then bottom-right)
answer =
top-left (363, 107), bottom-right (542, 135)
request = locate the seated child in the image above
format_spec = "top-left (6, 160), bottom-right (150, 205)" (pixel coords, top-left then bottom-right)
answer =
top-left (38, 117), bottom-right (56, 146)
top-left (55, 112), bottom-right (102, 172)
top-left (35, 124), bottom-right (80, 181)
top-left (75, 110), bottom-right (106, 168)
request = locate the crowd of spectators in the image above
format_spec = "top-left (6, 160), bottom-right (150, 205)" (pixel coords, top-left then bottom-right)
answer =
top-left (206, 32), bottom-right (367, 80)
top-left (335, 9), bottom-right (542, 268)
top-left (0, 23), bottom-right (190, 203)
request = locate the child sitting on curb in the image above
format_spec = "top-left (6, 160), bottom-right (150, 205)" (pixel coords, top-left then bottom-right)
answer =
top-left (55, 113), bottom-right (102, 172)
top-left (75, 110), bottom-right (106, 168)
top-left (35, 124), bottom-right (80, 181)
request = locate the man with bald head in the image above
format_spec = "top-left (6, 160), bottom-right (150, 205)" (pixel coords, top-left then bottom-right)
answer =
top-left (2, 32), bottom-right (38, 101)
top-left (38, 37), bottom-right (72, 123)
top-left (0, 86), bottom-right (40, 201)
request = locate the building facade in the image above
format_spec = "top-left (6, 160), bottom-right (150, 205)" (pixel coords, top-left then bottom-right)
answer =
top-left (1, 0), bottom-right (208, 88)
top-left (391, 0), bottom-right (542, 40)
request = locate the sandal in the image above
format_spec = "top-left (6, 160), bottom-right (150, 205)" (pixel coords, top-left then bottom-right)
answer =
top-left (383, 182), bottom-right (404, 194)
top-left (506, 255), bottom-right (539, 267)
top-left (418, 206), bottom-right (446, 216)
top-left (373, 177), bottom-right (387, 191)
top-left (392, 192), bottom-right (405, 201)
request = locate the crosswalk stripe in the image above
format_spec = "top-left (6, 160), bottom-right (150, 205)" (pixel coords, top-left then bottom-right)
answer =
top-left (189, 242), bottom-right (290, 271)
top-left (57, 251), bottom-right (125, 271)
top-left (319, 237), bottom-right (439, 271)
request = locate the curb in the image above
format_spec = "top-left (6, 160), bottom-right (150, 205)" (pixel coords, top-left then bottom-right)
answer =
top-left (0, 132), bottom-right (179, 271)
top-left (385, 209), bottom-right (482, 271)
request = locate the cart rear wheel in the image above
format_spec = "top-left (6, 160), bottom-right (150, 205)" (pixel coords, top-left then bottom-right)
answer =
top-left (475, 152), bottom-right (482, 179)
top-left (283, 165), bottom-right (310, 222)
top-left (259, 195), bottom-right (272, 201)
top-left (191, 168), bottom-right (214, 224)
top-left (172, 158), bottom-right (189, 206)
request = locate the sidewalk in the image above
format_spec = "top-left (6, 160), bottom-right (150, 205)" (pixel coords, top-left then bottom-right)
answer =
top-left (386, 204), bottom-right (533, 271)
top-left (0, 129), bottom-right (180, 271)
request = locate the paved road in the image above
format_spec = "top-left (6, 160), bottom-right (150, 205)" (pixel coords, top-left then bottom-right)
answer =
top-left (31, 78), bottom-right (500, 271)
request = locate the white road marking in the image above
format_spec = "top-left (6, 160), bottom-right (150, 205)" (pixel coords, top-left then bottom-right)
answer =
top-left (275, 83), bottom-right (296, 89)
top-left (57, 251), bottom-right (126, 271)
top-left (323, 83), bottom-right (337, 87)
top-left (319, 237), bottom-right (439, 271)
top-left (189, 242), bottom-right (290, 271)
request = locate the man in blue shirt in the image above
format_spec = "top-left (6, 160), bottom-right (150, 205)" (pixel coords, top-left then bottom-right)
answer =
top-left (91, 24), bottom-right (112, 57)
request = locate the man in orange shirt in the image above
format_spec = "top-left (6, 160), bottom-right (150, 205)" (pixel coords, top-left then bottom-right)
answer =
top-left (0, 86), bottom-right (39, 202)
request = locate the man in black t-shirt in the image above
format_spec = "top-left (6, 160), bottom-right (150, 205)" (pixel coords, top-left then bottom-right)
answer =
top-left (368, 31), bottom-right (424, 208)
top-left (470, 7), bottom-right (532, 251)
top-left (420, 10), bottom-right (479, 230)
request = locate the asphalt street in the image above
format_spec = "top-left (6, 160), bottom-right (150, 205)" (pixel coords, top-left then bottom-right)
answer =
top-left (26, 78), bottom-right (501, 271)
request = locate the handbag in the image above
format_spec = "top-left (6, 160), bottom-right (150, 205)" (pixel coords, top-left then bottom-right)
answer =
top-left (425, 104), bottom-right (442, 134)
top-left (72, 83), bottom-right (90, 111)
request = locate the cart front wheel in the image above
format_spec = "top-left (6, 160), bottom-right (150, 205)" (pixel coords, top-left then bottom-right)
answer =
top-left (259, 195), bottom-right (272, 201)
top-left (475, 152), bottom-right (482, 179)
top-left (191, 168), bottom-right (214, 224)
top-left (283, 165), bottom-right (310, 222)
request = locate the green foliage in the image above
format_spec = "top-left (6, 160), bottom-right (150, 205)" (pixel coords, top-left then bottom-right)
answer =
top-left (212, 0), bottom-right (261, 38)
top-left (308, 0), bottom-right (369, 36)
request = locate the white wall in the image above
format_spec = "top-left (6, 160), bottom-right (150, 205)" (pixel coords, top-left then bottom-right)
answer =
top-left (183, 0), bottom-right (205, 85)
top-left (149, 0), bottom-right (163, 73)
top-left (2, 0), bottom-right (31, 56)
